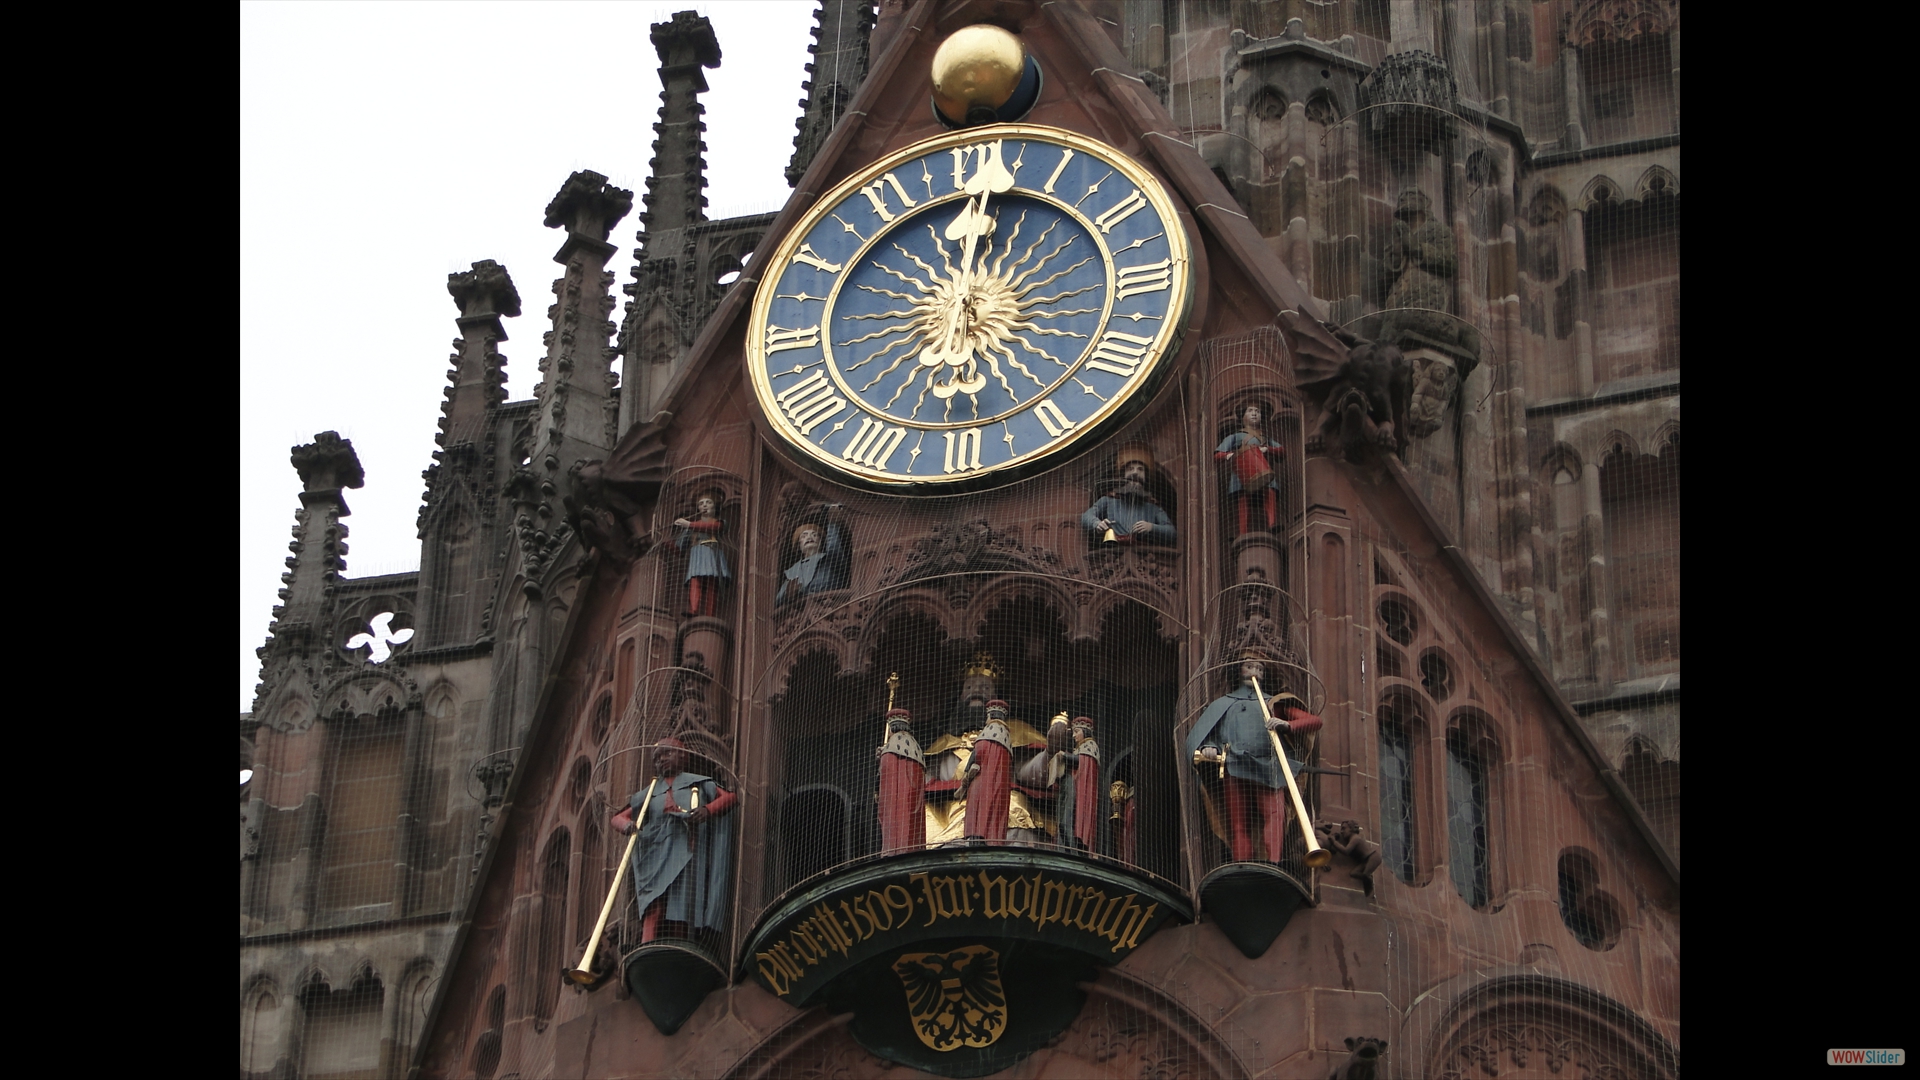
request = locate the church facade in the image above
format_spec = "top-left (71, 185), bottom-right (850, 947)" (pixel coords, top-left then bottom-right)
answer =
top-left (242, 3), bottom-right (1679, 1077)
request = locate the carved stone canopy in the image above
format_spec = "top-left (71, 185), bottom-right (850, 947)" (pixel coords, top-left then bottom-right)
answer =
top-left (1568, 0), bottom-right (1677, 48)
top-left (446, 259), bottom-right (523, 320)
top-left (543, 169), bottom-right (635, 242)
top-left (290, 431), bottom-right (365, 492)
top-left (652, 10), bottom-right (721, 73)
top-left (1358, 50), bottom-right (1459, 136)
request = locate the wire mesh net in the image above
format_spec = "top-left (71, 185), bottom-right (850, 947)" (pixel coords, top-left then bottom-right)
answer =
top-left (243, 3), bottom-right (1678, 1077)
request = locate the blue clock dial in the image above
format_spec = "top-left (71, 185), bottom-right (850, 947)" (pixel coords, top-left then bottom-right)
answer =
top-left (750, 125), bottom-right (1190, 487)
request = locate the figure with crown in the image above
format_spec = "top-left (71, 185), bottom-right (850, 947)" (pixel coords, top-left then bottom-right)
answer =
top-left (922, 653), bottom-right (1052, 845)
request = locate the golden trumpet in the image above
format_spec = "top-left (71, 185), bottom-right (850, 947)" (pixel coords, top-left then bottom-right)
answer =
top-left (567, 776), bottom-right (659, 985)
top-left (1250, 676), bottom-right (1332, 869)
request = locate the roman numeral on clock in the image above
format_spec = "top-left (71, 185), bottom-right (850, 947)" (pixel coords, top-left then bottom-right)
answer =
top-left (1113, 259), bottom-right (1173, 300)
top-left (1084, 329), bottom-right (1155, 378)
top-left (942, 428), bottom-right (983, 473)
top-left (789, 244), bottom-right (842, 273)
top-left (1093, 188), bottom-right (1147, 234)
top-left (773, 370), bottom-right (847, 436)
top-left (765, 324), bottom-right (822, 355)
top-left (841, 417), bottom-right (907, 470)
top-left (859, 173), bottom-right (919, 223)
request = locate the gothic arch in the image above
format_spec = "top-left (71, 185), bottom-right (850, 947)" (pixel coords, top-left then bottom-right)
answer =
top-left (958, 574), bottom-right (1083, 642)
top-left (1525, 184), bottom-right (1568, 226)
top-left (1652, 420), bottom-right (1680, 456)
top-left (1598, 428), bottom-right (1642, 463)
top-left (260, 680), bottom-right (317, 734)
top-left (318, 669), bottom-right (420, 720)
top-left (240, 974), bottom-right (286, 1078)
top-left (1540, 442), bottom-right (1582, 483)
top-left (394, 958), bottom-right (437, 1070)
top-left (1402, 971), bottom-right (1679, 1080)
top-left (720, 968), bottom-right (1250, 1079)
top-left (1577, 174), bottom-right (1624, 212)
top-left (1635, 164), bottom-right (1678, 201)
top-left (1081, 576), bottom-right (1184, 643)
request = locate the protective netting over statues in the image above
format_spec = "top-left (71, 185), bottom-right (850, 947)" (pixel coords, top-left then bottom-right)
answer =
top-left (242, 4), bottom-right (1678, 1078)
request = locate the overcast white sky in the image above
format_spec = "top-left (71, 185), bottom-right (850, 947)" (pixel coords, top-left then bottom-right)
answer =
top-left (241, 2), bottom-right (823, 711)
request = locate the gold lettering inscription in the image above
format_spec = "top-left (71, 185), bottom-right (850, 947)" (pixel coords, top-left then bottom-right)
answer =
top-left (773, 370), bottom-right (848, 436)
top-left (842, 416), bottom-right (907, 470)
top-left (1033, 399), bottom-right (1075, 438)
top-left (942, 428), bottom-right (983, 473)
top-left (754, 870), bottom-right (1163, 997)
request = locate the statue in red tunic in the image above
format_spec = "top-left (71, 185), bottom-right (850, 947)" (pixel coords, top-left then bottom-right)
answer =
top-left (875, 706), bottom-right (925, 853)
top-left (1047, 715), bottom-right (1101, 853)
top-left (1216, 402), bottom-right (1283, 536)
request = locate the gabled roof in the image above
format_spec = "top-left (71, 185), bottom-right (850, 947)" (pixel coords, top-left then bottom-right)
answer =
top-left (621, 0), bottom-right (1675, 890)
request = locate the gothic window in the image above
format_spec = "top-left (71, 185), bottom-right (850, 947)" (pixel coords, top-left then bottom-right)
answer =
top-left (1446, 717), bottom-right (1499, 909)
top-left (1584, 187), bottom-right (1680, 382)
top-left (568, 756), bottom-right (593, 812)
top-left (469, 985), bottom-right (505, 1080)
top-left (1377, 594), bottom-right (1417, 645)
top-left (241, 979), bottom-right (283, 1077)
top-left (1580, 33), bottom-right (1675, 145)
top-left (576, 801), bottom-right (605, 950)
top-left (319, 716), bottom-right (403, 912)
top-left (590, 693), bottom-right (613, 745)
top-left (300, 969), bottom-right (384, 1080)
top-left (1418, 649), bottom-right (1455, 701)
top-left (534, 828), bottom-right (571, 1028)
top-left (1378, 693), bottom-right (1426, 885)
top-left (1601, 435), bottom-right (1680, 677)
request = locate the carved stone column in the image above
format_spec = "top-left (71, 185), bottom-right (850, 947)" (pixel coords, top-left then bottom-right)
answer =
top-left (522, 171), bottom-right (632, 584)
top-left (421, 261), bottom-right (518, 647)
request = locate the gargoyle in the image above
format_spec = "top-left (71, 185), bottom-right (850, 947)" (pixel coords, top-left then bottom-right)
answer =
top-left (562, 415), bottom-right (673, 562)
top-left (1278, 310), bottom-right (1411, 463)
top-left (1330, 1036), bottom-right (1388, 1080)
top-left (564, 458), bottom-right (654, 563)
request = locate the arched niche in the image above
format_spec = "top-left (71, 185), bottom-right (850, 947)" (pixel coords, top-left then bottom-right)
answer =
top-left (720, 969), bottom-right (1251, 1080)
top-left (1403, 972), bottom-right (1679, 1080)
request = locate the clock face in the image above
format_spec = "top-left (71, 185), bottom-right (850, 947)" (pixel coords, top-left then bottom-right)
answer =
top-left (748, 125), bottom-right (1191, 488)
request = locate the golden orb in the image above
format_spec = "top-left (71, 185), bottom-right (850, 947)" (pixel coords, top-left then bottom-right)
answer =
top-left (931, 24), bottom-right (1026, 124)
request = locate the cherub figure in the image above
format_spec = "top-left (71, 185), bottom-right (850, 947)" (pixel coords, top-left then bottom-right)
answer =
top-left (1316, 818), bottom-right (1382, 895)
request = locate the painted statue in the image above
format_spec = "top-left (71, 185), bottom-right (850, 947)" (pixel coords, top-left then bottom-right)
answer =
top-left (1216, 403), bottom-right (1283, 536)
top-left (922, 656), bottom-right (1049, 845)
top-left (609, 738), bottom-right (737, 946)
top-left (1081, 444), bottom-right (1174, 546)
top-left (876, 705), bottom-right (926, 853)
top-left (1046, 714), bottom-right (1101, 852)
top-left (775, 519), bottom-right (849, 605)
top-left (1185, 652), bottom-right (1323, 863)
top-left (673, 489), bottom-right (730, 617)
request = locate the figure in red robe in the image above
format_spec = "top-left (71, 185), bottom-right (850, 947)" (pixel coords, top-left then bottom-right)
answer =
top-left (1048, 715), bottom-right (1101, 852)
top-left (960, 700), bottom-right (1015, 842)
top-left (875, 707), bottom-right (925, 852)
